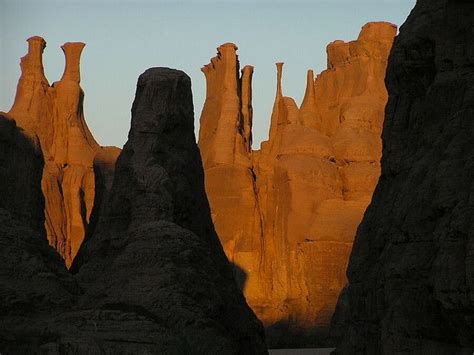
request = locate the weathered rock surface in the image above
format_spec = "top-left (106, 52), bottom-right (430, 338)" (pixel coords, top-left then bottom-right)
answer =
top-left (73, 67), bottom-right (266, 353)
top-left (7, 37), bottom-right (119, 267)
top-left (198, 22), bottom-right (396, 347)
top-left (332, 1), bottom-right (474, 353)
top-left (0, 67), bottom-right (267, 353)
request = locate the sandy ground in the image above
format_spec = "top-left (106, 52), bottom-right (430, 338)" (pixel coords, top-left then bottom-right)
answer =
top-left (269, 349), bottom-right (335, 355)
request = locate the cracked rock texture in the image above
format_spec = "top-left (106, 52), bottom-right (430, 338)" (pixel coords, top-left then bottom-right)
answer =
top-left (198, 23), bottom-right (396, 347)
top-left (332, 0), bottom-right (474, 353)
top-left (0, 67), bottom-right (267, 354)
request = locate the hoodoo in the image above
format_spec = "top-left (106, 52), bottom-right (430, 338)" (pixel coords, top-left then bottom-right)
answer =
top-left (5, 37), bottom-right (119, 267)
top-left (199, 22), bottom-right (397, 346)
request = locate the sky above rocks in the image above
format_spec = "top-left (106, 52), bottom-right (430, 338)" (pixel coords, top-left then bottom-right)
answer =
top-left (0, 0), bottom-right (415, 149)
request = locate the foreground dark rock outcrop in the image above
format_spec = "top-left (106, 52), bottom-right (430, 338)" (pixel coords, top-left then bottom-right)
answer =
top-left (0, 113), bottom-right (82, 353)
top-left (198, 23), bottom-right (396, 347)
top-left (332, 0), bottom-right (474, 353)
top-left (0, 67), bottom-right (267, 354)
top-left (0, 114), bottom-right (44, 232)
top-left (72, 68), bottom-right (267, 353)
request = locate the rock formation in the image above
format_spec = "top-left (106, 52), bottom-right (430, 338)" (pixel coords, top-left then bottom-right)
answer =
top-left (0, 67), bottom-right (267, 354)
top-left (5, 37), bottom-right (119, 267)
top-left (199, 43), bottom-right (263, 294)
top-left (0, 113), bottom-right (44, 232)
top-left (72, 68), bottom-right (267, 353)
top-left (198, 22), bottom-right (397, 347)
top-left (332, 0), bottom-right (474, 353)
top-left (0, 111), bottom-right (82, 353)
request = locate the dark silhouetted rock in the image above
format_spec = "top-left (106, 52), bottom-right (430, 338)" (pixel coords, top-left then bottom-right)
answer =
top-left (74, 68), bottom-right (266, 353)
top-left (0, 113), bottom-right (81, 353)
top-left (0, 68), bottom-right (267, 354)
top-left (332, 1), bottom-right (474, 353)
top-left (0, 113), bottom-right (44, 232)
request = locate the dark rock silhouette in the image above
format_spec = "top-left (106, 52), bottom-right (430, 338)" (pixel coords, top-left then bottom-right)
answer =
top-left (0, 113), bottom-right (81, 353)
top-left (0, 113), bottom-right (44, 232)
top-left (73, 68), bottom-right (267, 353)
top-left (0, 68), bottom-right (267, 354)
top-left (332, 0), bottom-right (474, 353)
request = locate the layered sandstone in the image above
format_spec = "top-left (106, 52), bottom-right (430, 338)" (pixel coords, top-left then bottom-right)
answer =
top-left (5, 37), bottom-right (119, 267)
top-left (332, 0), bottom-right (474, 353)
top-left (199, 22), bottom-right (396, 346)
top-left (0, 68), bottom-right (267, 354)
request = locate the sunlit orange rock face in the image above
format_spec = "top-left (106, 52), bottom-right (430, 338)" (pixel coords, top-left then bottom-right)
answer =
top-left (5, 37), bottom-right (119, 267)
top-left (199, 22), bottom-right (397, 346)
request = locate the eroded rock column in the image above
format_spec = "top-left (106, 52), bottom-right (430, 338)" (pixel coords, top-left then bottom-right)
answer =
top-left (6, 37), bottom-right (119, 267)
top-left (198, 43), bottom-right (266, 303)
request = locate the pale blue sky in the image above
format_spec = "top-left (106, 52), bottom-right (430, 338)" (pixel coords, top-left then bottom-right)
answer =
top-left (1, 0), bottom-right (415, 148)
